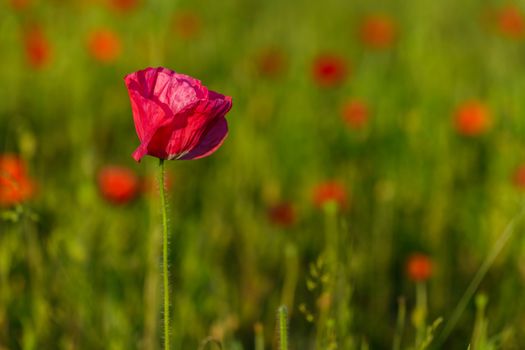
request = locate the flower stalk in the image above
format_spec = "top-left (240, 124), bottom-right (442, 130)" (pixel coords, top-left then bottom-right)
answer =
top-left (158, 159), bottom-right (170, 350)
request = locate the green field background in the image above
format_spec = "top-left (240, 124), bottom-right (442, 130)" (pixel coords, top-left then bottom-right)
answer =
top-left (2, 0), bottom-right (525, 349)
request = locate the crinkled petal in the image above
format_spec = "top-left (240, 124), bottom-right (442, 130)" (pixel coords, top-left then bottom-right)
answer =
top-left (164, 95), bottom-right (232, 158)
top-left (178, 117), bottom-right (229, 160)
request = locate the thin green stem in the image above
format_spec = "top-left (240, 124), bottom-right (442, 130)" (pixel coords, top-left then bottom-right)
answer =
top-left (158, 159), bottom-right (170, 350)
top-left (278, 305), bottom-right (289, 350)
top-left (392, 297), bottom-right (406, 350)
top-left (415, 282), bottom-right (427, 347)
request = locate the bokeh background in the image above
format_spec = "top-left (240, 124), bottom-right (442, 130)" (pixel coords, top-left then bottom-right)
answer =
top-left (2, 0), bottom-right (525, 349)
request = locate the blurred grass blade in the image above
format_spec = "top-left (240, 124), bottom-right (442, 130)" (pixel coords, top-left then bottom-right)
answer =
top-left (254, 322), bottom-right (264, 350)
top-left (392, 297), bottom-right (406, 350)
top-left (437, 206), bottom-right (525, 346)
top-left (199, 337), bottom-right (223, 350)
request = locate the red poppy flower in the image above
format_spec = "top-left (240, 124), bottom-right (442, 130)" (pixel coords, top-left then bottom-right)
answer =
top-left (454, 100), bottom-right (491, 136)
top-left (0, 154), bottom-right (35, 207)
top-left (255, 48), bottom-right (286, 78)
top-left (359, 14), bottom-right (397, 49)
top-left (406, 253), bottom-right (432, 282)
top-left (173, 11), bottom-right (202, 39)
top-left (341, 99), bottom-right (369, 129)
top-left (513, 164), bottom-right (525, 190)
top-left (312, 181), bottom-right (348, 210)
top-left (98, 166), bottom-right (139, 204)
top-left (312, 54), bottom-right (348, 87)
top-left (23, 26), bottom-right (52, 69)
top-left (125, 67), bottom-right (233, 162)
top-left (107, 0), bottom-right (139, 13)
top-left (495, 5), bottom-right (525, 39)
top-left (268, 202), bottom-right (296, 228)
top-left (87, 29), bottom-right (122, 63)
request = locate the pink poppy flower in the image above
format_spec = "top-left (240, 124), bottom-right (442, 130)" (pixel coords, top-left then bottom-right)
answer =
top-left (124, 67), bottom-right (233, 162)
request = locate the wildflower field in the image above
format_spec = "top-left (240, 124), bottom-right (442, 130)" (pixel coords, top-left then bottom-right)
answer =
top-left (2, 0), bottom-right (525, 349)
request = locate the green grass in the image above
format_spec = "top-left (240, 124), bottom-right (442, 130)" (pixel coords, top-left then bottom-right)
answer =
top-left (2, 0), bottom-right (525, 349)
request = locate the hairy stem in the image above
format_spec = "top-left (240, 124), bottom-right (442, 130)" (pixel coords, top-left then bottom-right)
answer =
top-left (159, 159), bottom-right (170, 350)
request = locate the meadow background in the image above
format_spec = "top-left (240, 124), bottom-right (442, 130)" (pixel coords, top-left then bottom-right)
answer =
top-left (2, 0), bottom-right (525, 349)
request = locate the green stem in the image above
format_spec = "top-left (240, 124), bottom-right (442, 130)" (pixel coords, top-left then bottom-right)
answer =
top-left (392, 297), bottom-right (406, 350)
top-left (415, 282), bottom-right (427, 347)
top-left (278, 305), bottom-right (289, 350)
top-left (158, 159), bottom-right (170, 350)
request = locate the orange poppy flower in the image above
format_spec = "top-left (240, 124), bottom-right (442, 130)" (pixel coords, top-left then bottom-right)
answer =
top-left (98, 166), bottom-right (139, 204)
top-left (87, 29), bottom-right (122, 63)
top-left (0, 154), bottom-right (35, 207)
top-left (360, 14), bottom-right (397, 49)
top-left (495, 5), bottom-right (525, 39)
top-left (312, 181), bottom-right (348, 210)
top-left (341, 99), bottom-right (369, 129)
top-left (454, 101), bottom-right (491, 136)
top-left (406, 253), bottom-right (432, 282)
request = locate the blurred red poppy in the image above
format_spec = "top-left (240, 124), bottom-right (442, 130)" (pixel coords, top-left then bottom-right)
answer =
top-left (495, 5), bottom-right (525, 39)
top-left (173, 11), bottom-right (202, 39)
top-left (312, 54), bottom-right (348, 87)
top-left (513, 164), bottom-right (525, 190)
top-left (125, 67), bottom-right (233, 162)
top-left (87, 29), bottom-right (122, 63)
top-left (9, 0), bottom-right (30, 10)
top-left (313, 181), bottom-right (347, 210)
top-left (255, 48), bottom-right (286, 78)
top-left (23, 26), bottom-right (52, 69)
top-left (341, 99), bottom-right (369, 129)
top-left (107, 0), bottom-right (139, 13)
top-left (0, 154), bottom-right (35, 207)
top-left (360, 14), bottom-right (397, 49)
top-left (406, 253), bottom-right (432, 282)
top-left (98, 166), bottom-right (139, 204)
top-left (268, 201), bottom-right (296, 228)
top-left (454, 101), bottom-right (491, 136)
